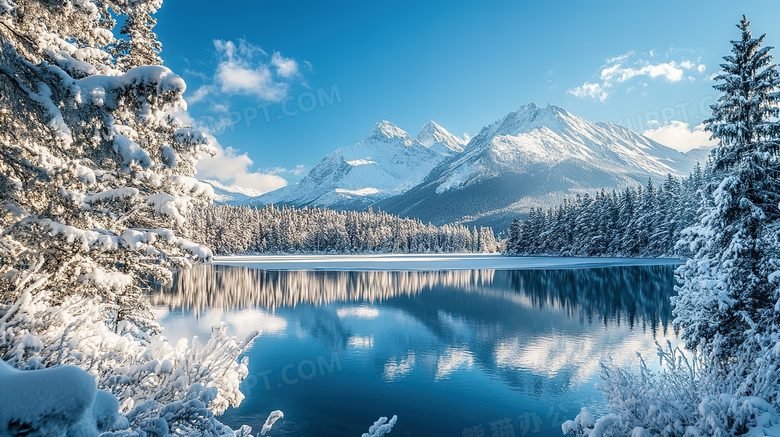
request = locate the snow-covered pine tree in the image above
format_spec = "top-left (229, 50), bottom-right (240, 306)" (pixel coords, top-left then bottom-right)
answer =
top-left (506, 218), bottom-right (521, 255)
top-left (0, 1), bottom-right (273, 434)
top-left (0, 0), bottom-right (215, 335)
top-left (186, 203), bottom-right (496, 255)
top-left (674, 15), bottom-right (780, 370)
top-left (504, 171), bottom-right (708, 259)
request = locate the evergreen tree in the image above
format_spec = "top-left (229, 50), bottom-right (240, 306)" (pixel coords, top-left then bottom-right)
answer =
top-left (674, 14), bottom-right (780, 402)
top-left (0, 0), bottom-right (215, 334)
top-left (504, 171), bottom-right (707, 259)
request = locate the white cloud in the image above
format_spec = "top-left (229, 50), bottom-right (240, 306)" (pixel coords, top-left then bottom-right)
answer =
top-left (290, 164), bottom-right (306, 176)
top-left (271, 52), bottom-right (299, 78)
top-left (642, 121), bottom-right (717, 152)
top-left (213, 40), bottom-right (287, 101)
top-left (188, 85), bottom-right (211, 104)
top-left (196, 144), bottom-right (288, 194)
top-left (568, 82), bottom-right (609, 102)
top-left (186, 39), bottom-right (307, 105)
top-left (263, 164), bottom-right (307, 177)
top-left (174, 75), bottom-right (290, 196)
top-left (336, 306), bottom-right (379, 319)
top-left (601, 60), bottom-right (688, 84)
top-left (209, 103), bottom-right (229, 113)
top-left (568, 49), bottom-right (707, 101)
top-left (606, 50), bottom-right (635, 64)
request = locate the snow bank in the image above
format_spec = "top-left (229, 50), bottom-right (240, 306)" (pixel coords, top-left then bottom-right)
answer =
top-left (212, 254), bottom-right (683, 272)
top-left (0, 360), bottom-right (120, 436)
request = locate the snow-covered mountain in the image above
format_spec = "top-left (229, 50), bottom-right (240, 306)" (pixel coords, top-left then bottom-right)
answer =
top-left (201, 179), bottom-right (265, 205)
top-left (376, 103), bottom-right (700, 228)
top-left (248, 103), bottom-right (703, 229)
top-left (252, 121), bottom-right (460, 209)
top-left (416, 120), bottom-right (467, 156)
top-left (684, 146), bottom-right (715, 165)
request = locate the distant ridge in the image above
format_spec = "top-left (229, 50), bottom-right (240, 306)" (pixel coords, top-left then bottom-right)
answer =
top-left (244, 103), bottom-right (700, 229)
top-left (251, 120), bottom-right (462, 209)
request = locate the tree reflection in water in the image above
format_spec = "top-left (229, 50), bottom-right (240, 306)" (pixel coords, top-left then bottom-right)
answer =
top-left (151, 265), bottom-right (676, 334)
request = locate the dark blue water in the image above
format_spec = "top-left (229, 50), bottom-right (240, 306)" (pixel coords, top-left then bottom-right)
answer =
top-left (151, 264), bottom-right (678, 437)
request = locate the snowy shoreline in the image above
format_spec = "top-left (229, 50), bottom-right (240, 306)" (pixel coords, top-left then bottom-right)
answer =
top-left (210, 253), bottom-right (684, 271)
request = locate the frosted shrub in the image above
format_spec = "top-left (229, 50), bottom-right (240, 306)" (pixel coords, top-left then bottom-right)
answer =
top-left (0, 288), bottom-right (258, 433)
top-left (564, 342), bottom-right (780, 436)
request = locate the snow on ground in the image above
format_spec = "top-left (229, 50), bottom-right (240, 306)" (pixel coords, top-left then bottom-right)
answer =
top-left (211, 254), bottom-right (683, 271)
top-left (0, 360), bottom-right (121, 436)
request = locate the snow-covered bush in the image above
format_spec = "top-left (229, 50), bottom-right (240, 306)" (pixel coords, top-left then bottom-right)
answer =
top-left (0, 290), bottom-right (256, 415)
top-left (563, 342), bottom-right (780, 436)
top-left (0, 258), bottom-right (260, 435)
top-left (361, 416), bottom-right (398, 437)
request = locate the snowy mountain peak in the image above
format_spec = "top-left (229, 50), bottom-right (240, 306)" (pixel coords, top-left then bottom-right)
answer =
top-left (417, 120), bottom-right (447, 145)
top-left (252, 120), bottom-right (446, 209)
top-left (366, 120), bottom-right (413, 145)
top-left (543, 103), bottom-right (572, 116)
top-left (416, 120), bottom-right (466, 156)
top-left (376, 103), bottom-right (701, 230)
top-left (520, 101), bottom-right (542, 111)
top-left (511, 101), bottom-right (571, 119)
top-left (252, 104), bottom-right (700, 230)
top-left (432, 102), bottom-right (698, 198)
top-left (474, 101), bottom-right (595, 142)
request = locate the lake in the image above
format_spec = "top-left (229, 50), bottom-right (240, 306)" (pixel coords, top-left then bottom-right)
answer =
top-left (150, 256), bottom-right (681, 437)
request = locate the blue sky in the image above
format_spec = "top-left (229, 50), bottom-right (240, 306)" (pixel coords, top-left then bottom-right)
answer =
top-left (155, 0), bottom-right (780, 192)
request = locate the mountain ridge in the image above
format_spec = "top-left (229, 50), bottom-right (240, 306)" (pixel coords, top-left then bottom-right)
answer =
top-left (251, 120), bottom-right (456, 209)
top-left (246, 103), bottom-right (703, 229)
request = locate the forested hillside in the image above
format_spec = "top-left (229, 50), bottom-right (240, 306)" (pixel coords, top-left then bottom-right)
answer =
top-left (506, 165), bottom-right (708, 257)
top-left (187, 204), bottom-right (499, 255)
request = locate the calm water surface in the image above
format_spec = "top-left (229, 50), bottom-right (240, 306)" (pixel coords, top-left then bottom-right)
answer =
top-left (151, 264), bottom-right (679, 437)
